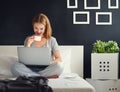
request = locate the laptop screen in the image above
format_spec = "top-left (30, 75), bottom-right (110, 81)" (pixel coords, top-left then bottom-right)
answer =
top-left (17, 47), bottom-right (51, 65)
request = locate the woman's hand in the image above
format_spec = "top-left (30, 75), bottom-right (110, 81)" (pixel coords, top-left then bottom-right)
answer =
top-left (50, 61), bottom-right (55, 64)
top-left (25, 36), bottom-right (34, 47)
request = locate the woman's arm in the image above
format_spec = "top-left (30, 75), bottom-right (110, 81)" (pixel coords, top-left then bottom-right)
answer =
top-left (24, 36), bottom-right (34, 47)
top-left (51, 50), bottom-right (62, 64)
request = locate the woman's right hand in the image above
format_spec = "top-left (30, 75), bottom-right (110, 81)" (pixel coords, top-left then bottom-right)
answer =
top-left (25, 36), bottom-right (34, 47)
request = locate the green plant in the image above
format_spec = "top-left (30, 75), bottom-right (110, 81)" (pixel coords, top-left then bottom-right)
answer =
top-left (92, 40), bottom-right (120, 53)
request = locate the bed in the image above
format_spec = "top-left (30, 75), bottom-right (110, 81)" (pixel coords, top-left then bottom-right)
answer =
top-left (0, 45), bottom-right (95, 92)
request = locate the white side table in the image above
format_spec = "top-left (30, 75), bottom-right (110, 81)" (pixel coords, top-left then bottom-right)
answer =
top-left (86, 78), bottom-right (120, 92)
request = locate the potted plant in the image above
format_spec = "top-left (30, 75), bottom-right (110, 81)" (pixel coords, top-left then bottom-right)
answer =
top-left (91, 40), bottom-right (119, 79)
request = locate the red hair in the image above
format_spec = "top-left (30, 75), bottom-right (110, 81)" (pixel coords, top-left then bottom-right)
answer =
top-left (32, 13), bottom-right (52, 39)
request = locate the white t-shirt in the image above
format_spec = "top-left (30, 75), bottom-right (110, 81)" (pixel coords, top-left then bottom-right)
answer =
top-left (24, 36), bottom-right (59, 60)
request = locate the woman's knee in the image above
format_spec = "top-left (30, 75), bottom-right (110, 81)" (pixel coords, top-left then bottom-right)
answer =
top-left (54, 62), bottom-right (64, 75)
top-left (11, 63), bottom-right (20, 76)
top-left (11, 63), bottom-right (27, 76)
top-left (11, 63), bottom-right (24, 71)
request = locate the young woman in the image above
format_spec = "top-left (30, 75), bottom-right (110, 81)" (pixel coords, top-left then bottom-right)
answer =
top-left (11, 13), bottom-right (63, 77)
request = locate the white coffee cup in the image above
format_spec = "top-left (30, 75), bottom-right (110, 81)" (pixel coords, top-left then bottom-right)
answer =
top-left (34, 36), bottom-right (41, 41)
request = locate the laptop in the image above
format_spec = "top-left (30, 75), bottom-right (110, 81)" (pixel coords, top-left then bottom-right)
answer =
top-left (17, 47), bottom-right (51, 65)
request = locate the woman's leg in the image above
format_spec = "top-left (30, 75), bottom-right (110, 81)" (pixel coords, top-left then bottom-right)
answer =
top-left (38, 62), bottom-right (63, 77)
top-left (11, 63), bottom-right (40, 77)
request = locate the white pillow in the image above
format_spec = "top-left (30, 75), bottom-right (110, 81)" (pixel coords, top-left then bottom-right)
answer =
top-left (0, 56), bottom-right (18, 78)
top-left (60, 48), bottom-right (72, 73)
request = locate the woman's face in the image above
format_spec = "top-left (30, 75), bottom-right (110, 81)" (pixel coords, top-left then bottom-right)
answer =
top-left (33, 23), bottom-right (45, 36)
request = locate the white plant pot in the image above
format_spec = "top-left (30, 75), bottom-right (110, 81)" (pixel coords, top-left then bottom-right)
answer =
top-left (91, 53), bottom-right (119, 79)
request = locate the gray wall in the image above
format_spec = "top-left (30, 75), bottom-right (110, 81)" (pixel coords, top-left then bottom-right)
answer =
top-left (0, 0), bottom-right (120, 78)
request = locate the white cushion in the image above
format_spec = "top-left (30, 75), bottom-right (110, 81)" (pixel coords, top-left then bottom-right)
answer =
top-left (0, 56), bottom-right (18, 78)
top-left (60, 48), bottom-right (71, 73)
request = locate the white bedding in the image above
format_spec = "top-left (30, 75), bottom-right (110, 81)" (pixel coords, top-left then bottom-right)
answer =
top-left (48, 73), bottom-right (95, 92)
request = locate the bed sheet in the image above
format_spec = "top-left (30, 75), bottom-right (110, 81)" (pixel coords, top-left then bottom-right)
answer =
top-left (48, 73), bottom-right (95, 92)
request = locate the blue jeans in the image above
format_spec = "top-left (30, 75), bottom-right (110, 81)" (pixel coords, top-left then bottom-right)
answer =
top-left (11, 62), bottom-right (63, 77)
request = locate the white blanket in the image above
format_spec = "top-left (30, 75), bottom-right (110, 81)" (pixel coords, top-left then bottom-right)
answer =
top-left (48, 73), bottom-right (95, 92)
